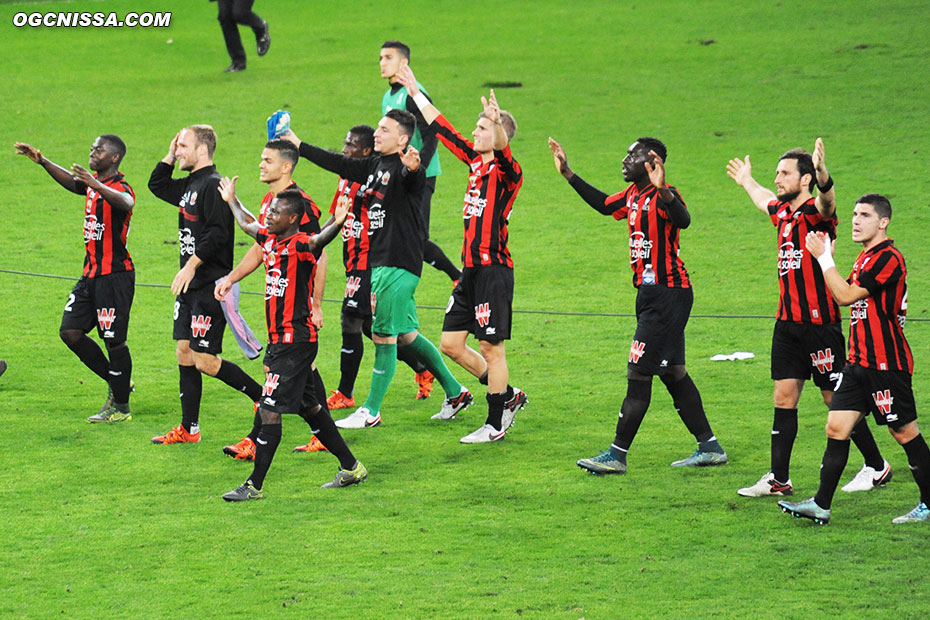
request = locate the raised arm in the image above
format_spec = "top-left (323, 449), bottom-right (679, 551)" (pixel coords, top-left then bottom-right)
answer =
top-left (307, 196), bottom-right (351, 253)
top-left (215, 243), bottom-right (263, 301)
top-left (396, 65), bottom-right (439, 126)
top-left (283, 130), bottom-right (372, 184)
top-left (482, 90), bottom-right (508, 151)
top-left (805, 231), bottom-right (869, 306)
top-left (726, 155), bottom-right (776, 213)
top-left (15, 142), bottom-right (82, 194)
top-left (548, 137), bottom-right (615, 215)
top-left (811, 137), bottom-right (835, 218)
top-left (70, 163), bottom-right (134, 212)
top-left (148, 132), bottom-right (187, 205)
top-left (645, 150), bottom-right (690, 229)
top-left (218, 175), bottom-right (259, 239)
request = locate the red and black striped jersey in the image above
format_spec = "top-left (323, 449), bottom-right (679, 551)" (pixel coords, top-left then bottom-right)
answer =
top-left (329, 178), bottom-right (369, 272)
top-left (846, 239), bottom-right (912, 373)
top-left (768, 198), bottom-right (841, 324)
top-left (78, 173), bottom-right (135, 277)
top-left (607, 184), bottom-right (690, 288)
top-left (256, 227), bottom-right (318, 344)
top-left (432, 114), bottom-right (523, 268)
top-left (257, 181), bottom-right (321, 234)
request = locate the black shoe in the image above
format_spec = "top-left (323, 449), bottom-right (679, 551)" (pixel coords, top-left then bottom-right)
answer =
top-left (256, 21), bottom-right (270, 56)
top-left (224, 61), bottom-right (246, 73)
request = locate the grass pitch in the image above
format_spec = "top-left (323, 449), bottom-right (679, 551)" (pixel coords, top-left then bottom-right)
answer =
top-left (1, 1), bottom-right (929, 618)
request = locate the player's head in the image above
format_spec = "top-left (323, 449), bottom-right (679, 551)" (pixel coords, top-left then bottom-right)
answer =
top-left (622, 138), bottom-right (665, 183)
top-left (344, 125), bottom-right (375, 158)
top-left (260, 139), bottom-right (299, 184)
top-left (89, 134), bottom-right (126, 172)
top-left (177, 124), bottom-right (217, 171)
top-left (375, 110), bottom-right (416, 154)
top-left (266, 188), bottom-right (305, 234)
top-left (380, 41), bottom-right (410, 80)
top-left (852, 193), bottom-right (892, 245)
top-left (474, 111), bottom-right (518, 152)
top-left (776, 148), bottom-right (816, 201)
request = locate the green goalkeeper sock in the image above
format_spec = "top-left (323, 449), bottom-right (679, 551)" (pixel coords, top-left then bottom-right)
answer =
top-left (404, 334), bottom-right (463, 397)
top-left (363, 343), bottom-right (397, 414)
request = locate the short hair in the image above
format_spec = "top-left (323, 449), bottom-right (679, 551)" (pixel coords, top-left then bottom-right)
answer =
top-left (478, 111), bottom-right (518, 142)
top-left (779, 148), bottom-right (816, 192)
top-left (635, 137), bottom-right (667, 163)
top-left (384, 109), bottom-right (416, 141)
top-left (381, 40), bottom-right (410, 60)
top-left (856, 193), bottom-right (892, 220)
top-left (98, 134), bottom-right (126, 164)
top-left (264, 139), bottom-right (299, 168)
top-left (349, 124), bottom-right (375, 151)
top-left (185, 124), bottom-right (217, 158)
top-left (274, 188), bottom-right (306, 219)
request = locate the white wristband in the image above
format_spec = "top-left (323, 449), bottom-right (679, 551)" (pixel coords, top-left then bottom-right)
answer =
top-left (412, 92), bottom-right (430, 109)
top-left (817, 251), bottom-right (835, 272)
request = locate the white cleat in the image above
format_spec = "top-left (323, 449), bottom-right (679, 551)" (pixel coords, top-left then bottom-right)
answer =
top-left (335, 407), bottom-right (382, 429)
top-left (737, 472), bottom-right (794, 497)
top-left (500, 388), bottom-right (528, 431)
top-left (460, 423), bottom-right (506, 444)
top-left (841, 460), bottom-right (892, 492)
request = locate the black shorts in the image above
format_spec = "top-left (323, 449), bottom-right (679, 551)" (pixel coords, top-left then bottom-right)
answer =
top-left (260, 341), bottom-right (319, 413)
top-left (60, 272), bottom-right (135, 342)
top-left (442, 265), bottom-right (513, 341)
top-left (341, 269), bottom-right (372, 319)
top-left (830, 364), bottom-right (916, 427)
top-left (173, 283), bottom-right (226, 354)
top-left (628, 285), bottom-right (691, 375)
top-left (771, 321), bottom-right (845, 390)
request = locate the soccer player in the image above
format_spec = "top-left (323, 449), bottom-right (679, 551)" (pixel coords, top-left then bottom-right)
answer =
top-left (148, 125), bottom-right (264, 445)
top-left (217, 188), bottom-right (367, 500)
top-left (398, 66), bottom-right (527, 443)
top-left (282, 110), bottom-right (473, 430)
top-left (380, 41), bottom-right (461, 285)
top-left (549, 136), bottom-right (726, 473)
top-left (15, 136), bottom-right (136, 423)
top-left (215, 139), bottom-right (330, 460)
top-left (778, 194), bottom-right (929, 524)
top-left (727, 141), bottom-right (890, 497)
top-left (216, 0), bottom-right (269, 72)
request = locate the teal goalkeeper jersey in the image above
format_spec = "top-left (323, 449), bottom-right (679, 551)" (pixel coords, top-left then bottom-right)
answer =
top-left (381, 82), bottom-right (441, 178)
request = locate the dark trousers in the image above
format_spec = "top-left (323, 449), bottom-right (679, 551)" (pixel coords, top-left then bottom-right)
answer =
top-left (217, 0), bottom-right (264, 64)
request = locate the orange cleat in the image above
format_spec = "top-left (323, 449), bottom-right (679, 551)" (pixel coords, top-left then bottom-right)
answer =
top-left (415, 370), bottom-right (434, 400)
top-left (293, 435), bottom-right (328, 453)
top-left (152, 424), bottom-right (200, 445)
top-left (222, 437), bottom-right (256, 460)
top-left (326, 389), bottom-right (356, 410)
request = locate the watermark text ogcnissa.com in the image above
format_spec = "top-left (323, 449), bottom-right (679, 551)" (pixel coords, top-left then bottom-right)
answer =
top-left (12, 12), bottom-right (172, 28)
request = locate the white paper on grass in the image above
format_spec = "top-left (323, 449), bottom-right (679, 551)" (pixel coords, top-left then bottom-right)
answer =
top-left (709, 352), bottom-right (755, 361)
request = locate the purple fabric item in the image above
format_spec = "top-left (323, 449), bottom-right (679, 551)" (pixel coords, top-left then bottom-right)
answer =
top-left (217, 278), bottom-right (263, 360)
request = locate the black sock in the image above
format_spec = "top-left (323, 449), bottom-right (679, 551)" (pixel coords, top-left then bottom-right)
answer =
top-left (902, 433), bottom-right (930, 505)
top-left (179, 365), bottom-right (202, 431)
top-left (106, 342), bottom-right (132, 406)
top-left (246, 410), bottom-right (261, 441)
top-left (313, 368), bottom-right (330, 416)
top-left (771, 407), bottom-right (798, 482)
top-left (814, 438), bottom-right (850, 510)
top-left (338, 331), bottom-right (364, 397)
top-left (397, 342), bottom-right (427, 374)
top-left (66, 335), bottom-right (110, 382)
top-left (301, 406), bottom-right (356, 470)
top-left (423, 240), bottom-right (461, 281)
top-left (661, 372), bottom-right (713, 442)
top-left (613, 378), bottom-right (653, 451)
top-left (479, 371), bottom-right (489, 386)
top-left (850, 417), bottom-right (884, 471)
top-left (248, 422), bottom-right (281, 490)
top-left (214, 359), bottom-right (263, 402)
top-left (486, 391), bottom-right (506, 431)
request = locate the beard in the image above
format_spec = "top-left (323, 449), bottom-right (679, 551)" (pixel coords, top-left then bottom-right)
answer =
top-left (776, 189), bottom-right (800, 202)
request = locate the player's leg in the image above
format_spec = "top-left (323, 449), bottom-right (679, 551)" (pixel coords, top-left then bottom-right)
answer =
top-left (153, 294), bottom-right (202, 444)
top-left (86, 272), bottom-right (134, 422)
top-left (335, 311), bottom-right (364, 406)
top-left (60, 278), bottom-right (110, 384)
top-left (216, 0), bottom-right (247, 70)
top-left (403, 329), bottom-right (471, 419)
top-left (662, 365), bottom-right (727, 466)
top-left (419, 177), bottom-right (461, 282)
top-left (890, 421), bottom-right (930, 523)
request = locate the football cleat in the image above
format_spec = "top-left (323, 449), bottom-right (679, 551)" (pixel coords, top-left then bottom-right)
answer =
top-left (335, 407), bottom-right (381, 429)
top-left (841, 460), bottom-right (892, 492)
top-left (152, 424), bottom-right (201, 445)
top-left (293, 435), bottom-right (328, 453)
top-left (326, 389), bottom-right (356, 410)
top-left (223, 437), bottom-right (256, 461)
top-left (500, 388), bottom-right (528, 431)
top-left (87, 405), bottom-right (132, 423)
top-left (671, 448), bottom-right (728, 467)
top-left (460, 423), bottom-right (506, 444)
top-left (98, 380), bottom-right (135, 415)
top-left (415, 370), bottom-right (435, 400)
top-left (892, 502), bottom-right (930, 524)
top-left (431, 388), bottom-right (474, 420)
top-left (222, 482), bottom-right (264, 502)
top-left (778, 497), bottom-right (831, 525)
top-left (321, 461), bottom-right (368, 488)
top-left (577, 451), bottom-right (627, 475)
top-left (737, 472), bottom-right (793, 497)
